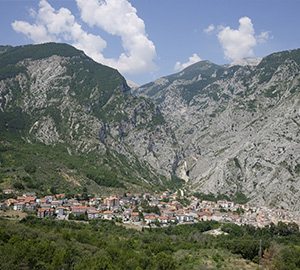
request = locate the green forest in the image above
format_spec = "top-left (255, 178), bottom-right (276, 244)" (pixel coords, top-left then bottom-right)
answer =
top-left (1, 216), bottom-right (300, 269)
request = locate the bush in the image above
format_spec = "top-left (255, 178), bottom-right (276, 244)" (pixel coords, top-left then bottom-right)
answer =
top-left (13, 182), bottom-right (24, 190)
top-left (24, 164), bottom-right (36, 174)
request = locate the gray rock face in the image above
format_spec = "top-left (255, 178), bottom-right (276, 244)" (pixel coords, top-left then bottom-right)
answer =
top-left (133, 49), bottom-right (300, 210)
top-left (0, 44), bottom-right (178, 187)
top-left (2, 43), bottom-right (300, 210)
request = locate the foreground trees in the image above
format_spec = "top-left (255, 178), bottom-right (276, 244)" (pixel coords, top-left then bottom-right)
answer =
top-left (0, 217), bottom-right (300, 269)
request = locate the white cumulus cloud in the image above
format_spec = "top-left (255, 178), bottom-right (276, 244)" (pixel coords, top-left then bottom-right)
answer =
top-left (204, 24), bottom-right (215, 33)
top-left (217, 17), bottom-right (270, 61)
top-left (11, 0), bottom-right (156, 75)
top-left (75, 0), bottom-right (157, 74)
top-left (174, 53), bottom-right (202, 71)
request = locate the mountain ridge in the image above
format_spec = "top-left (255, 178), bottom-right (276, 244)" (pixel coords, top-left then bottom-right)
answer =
top-left (0, 43), bottom-right (180, 196)
top-left (1, 43), bottom-right (300, 210)
top-left (133, 48), bottom-right (300, 210)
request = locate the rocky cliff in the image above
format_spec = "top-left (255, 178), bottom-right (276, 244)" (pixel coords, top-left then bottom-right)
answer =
top-left (2, 43), bottom-right (300, 210)
top-left (0, 43), bottom-right (178, 194)
top-left (134, 49), bottom-right (300, 210)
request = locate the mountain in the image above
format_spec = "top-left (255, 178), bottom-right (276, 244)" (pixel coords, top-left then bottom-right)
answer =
top-left (2, 42), bottom-right (300, 210)
top-left (133, 49), bottom-right (300, 210)
top-left (228, 57), bottom-right (262, 68)
top-left (0, 43), bottom-right (180, 196)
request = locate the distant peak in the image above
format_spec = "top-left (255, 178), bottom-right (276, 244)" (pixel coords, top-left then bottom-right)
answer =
top-left (228, 57), bottom-right (262, 68)
top-left (126, 79), bottom-right (139, 89)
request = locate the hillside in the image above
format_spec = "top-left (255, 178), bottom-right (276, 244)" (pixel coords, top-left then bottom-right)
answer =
top-left (1, 43), bottom-right (300, 210)
top-left (133, 49), bottom-right (300, 210)
top-left (0, 43), bottom-right (180, 196)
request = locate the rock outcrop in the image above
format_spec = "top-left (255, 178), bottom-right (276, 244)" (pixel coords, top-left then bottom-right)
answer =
top-left (134, 49), bottom-right (300, 210)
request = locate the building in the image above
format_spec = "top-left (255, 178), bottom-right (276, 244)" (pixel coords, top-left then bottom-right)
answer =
top-left (71, 206), bottom-right (88, 216)
top-left (13, 202), bottom-right (25, 211)
top-left (158, 216), bottom-right (168, 225)
top-left (130, 212), bottom-right (140, 222)
top-left (89, 198), bottom-right (100, 206)
top-left (144, 216), bottom-right (156, 224)
top-left (56, 207), bottom-right (65, 216)
top-left (104, 196), bottom-right (119, 208)
top-left (3, 189), bottom-right (15, 194)
top-left (88, 210), bottom-right (100, 219)
top-left (37, 208), bottom-right (54, 218)
top-left (26, 202), bottom-right (38, 211)
top-left (103, 211), bottom-right (114, 220)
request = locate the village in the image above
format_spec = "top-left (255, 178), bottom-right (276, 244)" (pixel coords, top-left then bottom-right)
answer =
top-left (1, 189), bottom-right (300, 229)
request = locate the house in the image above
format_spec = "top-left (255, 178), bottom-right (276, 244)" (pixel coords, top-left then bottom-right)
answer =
top-left (162, 191), bottom-right (170, 198)
top-left (88, 210), bottom-right (100, 219)
top-left (143, 193), bottom-right (150, 200)
top-left (41, 204), bottom-right (52, 209)
top-left (198, 212), bottom-right (208, 221)
top-left (26, 202), bottom-right (37, 211)
top-left (55, 193), bottom-right (66, 199)
top-left (44, 196), bottom-right (54, 203)
top-left (144, 216), bottom-right (156, 224)
top-left (98, 203), bottom-right (108, 211)
top-left (104, 196), bottom-right (120, 208)
top-left (120, 198), bottom-right (130, 206)
top-left (158, 216), bottom-right (168, 225)
top-left (185, 214), bottom-right (194, 222)
top-left (24, 197), bottom-right (36, 204)
top-left (161, 210), bottom-right (174, 218)
top-left (122, 211), bottom-right (130, 222)
top-left (13, 202), bottom-right (25, 211)
top-left (160, 202), bottom-right (168, 208)
top-left (169, 193), bottom-right (178, 200)
top-left (152, 194), bottom-right (162, 201)
top-left (5, 198), bottom-right (18, 206)
top-left (3, 189), bottom-right (15, 194)
top-left (71, 206), bottom-right (88, 216)
top-left (69, 199), bottom-right (79, 206)
top-left (89, 198), bottom-right (100, 206)
top-left (134, 194), bottom-right (141, 199)
top-left (37, 208), bottom-right (54, 218)
top-left (38, 198), bottom-right (49, 205)
top-left (56, 206), bottom-right (65, 216)
top-left (63, 204), bottom-right (71, 211)
top-left (169, 217), bottom-right (178, 224)
top-left (149, 201), bottom-right (159, 207)
top-left (212, 212), bottom-right (224, 222)
top-left (24, 192), bottom-right (36, 197)
top-left (17, 196), bottom-right (26, 202)
top-left (130, 212), bottom-right (140, 222)
top-left (103, 211), bottom-right (114, 220)
top-left (0, 202), bottom-right (7, 210)
top-left (50, 201), bottom-right (61, 208)
top-left (177, 214), bottom-right (186, 223)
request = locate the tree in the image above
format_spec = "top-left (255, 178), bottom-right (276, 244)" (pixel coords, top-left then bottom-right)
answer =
top-left (50, 186), bottom-right (57, 195)
top-left (261, 243), bottom-right (279, 270)
top-left (13, 182), bottom-right (24, 190)
top-left (155, 252), bottom-right (177, 270)
top-left (24, 164), bottom-right (36, 174)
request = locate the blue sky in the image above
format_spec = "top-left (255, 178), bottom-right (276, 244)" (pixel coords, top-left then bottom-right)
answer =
top-left (1, 0), bottom-right (299, 85)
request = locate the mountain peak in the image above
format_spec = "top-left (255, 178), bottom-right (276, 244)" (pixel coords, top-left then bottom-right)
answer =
top-left (228, 57), bottom-right (262, 68)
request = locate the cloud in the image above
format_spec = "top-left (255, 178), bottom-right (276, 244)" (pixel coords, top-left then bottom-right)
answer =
top-left (11, 0), bottom-right (156, 75)
top-left (217, 17), bottom-right (270, 61)
top-left (75, 0), bottom-right (156, 74)
top-left (204, 24), bottom-right (215, 34)
top-left (12, 21), bottom-right (52, 43)
top-left (174, 53), bottom-right (202, 71)
top-left (257, 31), bottom-right (271, 44)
